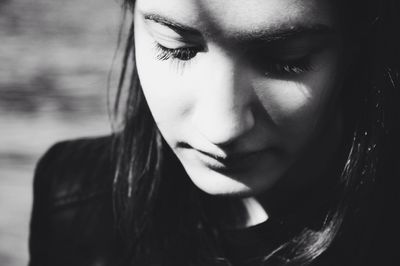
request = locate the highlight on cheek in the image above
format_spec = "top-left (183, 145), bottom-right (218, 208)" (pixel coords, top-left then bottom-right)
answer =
top-left (287, 83), bottom-right (313, 112)
top-left (255, 80), bottom-right (313, 116)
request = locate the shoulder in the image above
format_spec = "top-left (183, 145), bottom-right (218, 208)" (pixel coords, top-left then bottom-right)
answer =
top-left (29, 135), bottom-right (120, 266)
top-left (34, 135), bottom-right (115, 209)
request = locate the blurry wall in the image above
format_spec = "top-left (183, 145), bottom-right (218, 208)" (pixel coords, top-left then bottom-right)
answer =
top-left (0, 0), bottom-right (122, 265)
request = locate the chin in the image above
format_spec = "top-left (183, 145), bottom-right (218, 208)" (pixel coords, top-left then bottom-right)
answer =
top-left (181, 165), bottom-right (276, 197)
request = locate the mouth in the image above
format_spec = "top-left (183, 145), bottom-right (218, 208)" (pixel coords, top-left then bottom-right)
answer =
top-left (192, 146), bottom-right (271, 173)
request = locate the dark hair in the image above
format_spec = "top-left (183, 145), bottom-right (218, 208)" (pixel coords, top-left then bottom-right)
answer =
top-left (112, 1), bottom-right (400, 265)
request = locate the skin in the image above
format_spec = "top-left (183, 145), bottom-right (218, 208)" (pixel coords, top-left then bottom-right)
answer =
top-left (134, 0), bottom-right (346, 227)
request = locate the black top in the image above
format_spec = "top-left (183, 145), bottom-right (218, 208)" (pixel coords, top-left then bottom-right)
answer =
top-left (29, 136), bottom-right (399, 266)
top-left (29, 136), bottom-right (119, 266)
top-left (221, 221), bottom-right (289, 265)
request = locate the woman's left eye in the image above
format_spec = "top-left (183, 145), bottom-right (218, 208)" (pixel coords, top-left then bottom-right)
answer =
top-left (154, 43), bottom-right (200, 61)
top-left (262, 56), bottom-right (313, 76)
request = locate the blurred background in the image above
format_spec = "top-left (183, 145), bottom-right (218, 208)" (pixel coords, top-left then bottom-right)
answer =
top-left (0, 0), bottom-right (123, 265)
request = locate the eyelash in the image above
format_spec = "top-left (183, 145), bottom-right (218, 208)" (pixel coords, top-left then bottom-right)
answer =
top-left (262, 57), bottom-right (313, 76)
top-left (153, 43), bottom-right (313, 75)
top-left (154, 43), bottom-right (199, 61)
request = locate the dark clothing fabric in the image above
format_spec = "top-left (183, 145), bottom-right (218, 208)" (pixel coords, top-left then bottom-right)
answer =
top-left (221, 221), bottom-right (288, 266)
top-left (29, 136), bottom-right (399, 266)
top-left (29, 136), bottom-right (119, 266)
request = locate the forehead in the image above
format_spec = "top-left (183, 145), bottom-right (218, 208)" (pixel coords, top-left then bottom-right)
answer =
top-left (135, 0), bottom-right (337, 36)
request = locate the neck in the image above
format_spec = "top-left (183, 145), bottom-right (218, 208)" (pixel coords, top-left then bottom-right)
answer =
top-left (236, 197), bottom-right (269, 228)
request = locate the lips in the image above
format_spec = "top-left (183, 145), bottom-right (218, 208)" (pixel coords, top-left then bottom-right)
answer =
top-left (193, 146), bottom-right (271, 173)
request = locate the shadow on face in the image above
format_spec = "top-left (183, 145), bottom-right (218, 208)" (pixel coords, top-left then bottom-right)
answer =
top-left (133, 0), bottom-right (346, 198)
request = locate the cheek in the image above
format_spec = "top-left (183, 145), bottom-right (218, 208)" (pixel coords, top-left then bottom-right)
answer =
top-left (136, 55), bottom-right (186, 124)
top-left (254, 61), bottom-right (340, 152)
top-left (135, 20), bottom-right (178, 117)
top-left (134, 23), bottom-right (195, 142)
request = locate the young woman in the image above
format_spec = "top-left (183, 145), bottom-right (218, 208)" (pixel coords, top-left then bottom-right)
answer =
top-left (29, 0), bottom-right (400, 265)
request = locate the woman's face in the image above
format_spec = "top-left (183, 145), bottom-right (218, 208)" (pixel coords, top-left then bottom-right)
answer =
top-left (134, 0), bottom-right (346, 196)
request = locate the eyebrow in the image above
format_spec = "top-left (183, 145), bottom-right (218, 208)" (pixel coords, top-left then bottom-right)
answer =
top-left (142, 12), bottom-right (337, 43)
top-left (144, 13), bottom-right (201, 35)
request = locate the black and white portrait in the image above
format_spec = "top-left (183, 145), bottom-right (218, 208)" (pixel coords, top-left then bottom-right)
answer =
top-left (1, 1), bottom-right (399, 265)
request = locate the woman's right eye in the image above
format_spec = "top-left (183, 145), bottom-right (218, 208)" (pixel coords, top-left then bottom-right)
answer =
top-left (143, 17), bottom-right (202, 62)
top-left (154, 42), bottom-right (200, 61)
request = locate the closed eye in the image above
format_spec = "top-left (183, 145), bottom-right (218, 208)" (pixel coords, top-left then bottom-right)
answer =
top-left (260, 56), bottom-right (313, 76)
top-left (154, 42), bottom-right (201, 61)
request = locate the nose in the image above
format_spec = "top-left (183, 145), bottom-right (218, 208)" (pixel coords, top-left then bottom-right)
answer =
top-left (192, 53), bottom-right (256, 146)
